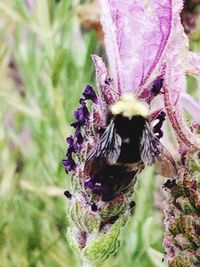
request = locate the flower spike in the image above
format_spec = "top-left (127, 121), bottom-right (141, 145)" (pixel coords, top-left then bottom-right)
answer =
top-left (62, 0), bottom-right (200, 265)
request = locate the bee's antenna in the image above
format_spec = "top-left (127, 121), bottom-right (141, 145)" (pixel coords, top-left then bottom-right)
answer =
top-left (109, 87), bottom-right (121, 96)
top-left (105, 78), bottom-right (121, 96)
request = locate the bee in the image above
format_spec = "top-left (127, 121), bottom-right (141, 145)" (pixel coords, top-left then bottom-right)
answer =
top-left (84, 93), bottom-right (177, 201)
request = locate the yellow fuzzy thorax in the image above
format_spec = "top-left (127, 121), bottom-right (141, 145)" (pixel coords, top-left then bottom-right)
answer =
top-left (110, 93), bottom-right (148, 118)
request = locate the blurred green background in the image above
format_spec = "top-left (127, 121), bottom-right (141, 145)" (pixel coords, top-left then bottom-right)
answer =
top-left (0, 1), bottom-right (177, 266)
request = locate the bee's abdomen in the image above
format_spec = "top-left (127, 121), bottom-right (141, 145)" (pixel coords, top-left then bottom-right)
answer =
top-left (118, 140), bottom-right (141, 163)
top-left (114, 115), bottom-right (146, 164)
top-left (86, 164), bottom-right (141, 202)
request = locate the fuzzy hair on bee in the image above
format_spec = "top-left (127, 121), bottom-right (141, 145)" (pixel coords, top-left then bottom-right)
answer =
top-left (84, 93), bottom-right (177, 201)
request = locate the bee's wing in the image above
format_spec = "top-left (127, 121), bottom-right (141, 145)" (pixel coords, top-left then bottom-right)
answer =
top-left (140, 122), bottom-right (178, 177)
top-left (155, 143), bottom-right (178, 178)
top-left (84, 120), bottom-right (122, 175)
top-left (140, 122), bottom-right (161, 165)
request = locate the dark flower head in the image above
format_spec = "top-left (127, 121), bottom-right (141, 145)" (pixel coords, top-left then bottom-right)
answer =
top-left (129, 201), bottom-right (136, 210)
top-left (85, 180), bottom-right (102, 193)
top-left (63, 89), bottom-right (93, 174)
top-left (66, 136), bottom-right (74, 146)
top-left (138, 72), bottom-right (165, 104)
top-left (71, 121), bottom-right (82, 128)
top-left (64, 190), bottom-right (72, 199)
top-left (79, 98), bottom-right (86, 105)
top-left (74, 104), bottom-right (89, 125)
top-left (91, 203), bottom-right (98, 212)
top-left (151, 77), bottom-right (164, 95)
top-left (63, 156), bottom-right (76, 172)
top-left (75, 128), bottom-right (84, 144)
top-left (83, 85), bottom-right (98, 103)
top-left (66, 136), bottom-right (78, 154)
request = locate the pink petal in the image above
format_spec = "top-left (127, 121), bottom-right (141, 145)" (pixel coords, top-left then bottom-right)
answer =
top-left (92, 54), bottom-right (108, 90)
top-left (164, 0), bottom-right (187, 106)
top-left (181, 92), bottom-right (200, 123)
top-left (91, 54), bottom-right (118, 104)
top-left (91, 54), bottom-right (118, 128)
top-left (164, 86), bottom-right (199, 149)
top-left (99, 0), bottom-right (172, 93)
top-left (138, 63), bottom-right (166, 103)
top-left (163, 0), bottom-right (200, 149)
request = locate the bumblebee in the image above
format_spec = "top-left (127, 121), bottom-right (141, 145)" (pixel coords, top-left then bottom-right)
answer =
top-left (84, 94), bottom-right (177, 201)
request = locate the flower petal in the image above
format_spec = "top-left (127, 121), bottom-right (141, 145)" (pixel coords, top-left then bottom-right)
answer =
top-left (99, 0), bottom-right (172, 93)
top-left (92, 54), bottom-right (118, 104)
top-left (138, 63), bottom-right (166, 103)
top-left (162, 0), bottom-right (200, 149)
top-left (181, 92), bottom-right (200, 123)
top-left (83, 85), bottom-right (98, 103)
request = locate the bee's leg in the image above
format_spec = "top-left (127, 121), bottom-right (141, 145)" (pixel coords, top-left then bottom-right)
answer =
top-left (153, 111), bottom-right (166, 139)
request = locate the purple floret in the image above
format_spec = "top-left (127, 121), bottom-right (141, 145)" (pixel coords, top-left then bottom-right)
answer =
top-left (71, 121), bottom-right (82, 128)
top-left (85, 180), bottom-right (102, 193)
top-left (75, 128), bottom-right (84, 144)
top-left (66, 136), bottom-right (78, 154)
top-left (63, 156), bottom-right (77, 172)
top-left (74, 107), bottom-right (87, 125)
top-left (74, 99), bottom-right (90, 125)
top-left (151, 77), bottom-right (164, 95)
top-left (83, 85), bottom-right (98, 103)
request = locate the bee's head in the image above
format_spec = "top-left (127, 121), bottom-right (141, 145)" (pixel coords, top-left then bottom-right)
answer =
top-left (110, 93), bottom-right (148, 119)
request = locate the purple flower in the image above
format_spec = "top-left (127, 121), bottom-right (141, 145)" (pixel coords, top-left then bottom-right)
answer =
top-left (63, 156), bottom-right (76, 172)
top-left (66, 136), bottom-right (74, 145)
top-left (64, 86), bottom-right (96, 173)
top-left (151, 77), bottom-right (164, 96)
top-left (84, 180), bottom-right (102, 193)
top-left (63, 0), bottom-right (200, 264)
top-left (74, 104), bottom-right (89, 125)
top-left (74, 128), bottom-right (84, 145)
top-left (138, 71), bottom-right (165, 104)
top-left (64, 136), bottom-right (79, 173)
top-left (66, 136), bottom-right (78, 154)
top-left (71, 121), bottom-right (81, 128)
top-left (83, 85), bottom-right (98, 103)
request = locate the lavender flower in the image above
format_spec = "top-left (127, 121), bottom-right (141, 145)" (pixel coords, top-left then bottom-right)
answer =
top-left (62, 0), bottom-right (196, 264)
top-left (159, 1), bottom-right (200, 265)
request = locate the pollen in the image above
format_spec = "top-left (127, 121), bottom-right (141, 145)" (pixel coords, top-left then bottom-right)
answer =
top-left (110, 93), bottom-right (148, 118)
